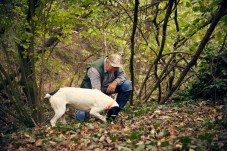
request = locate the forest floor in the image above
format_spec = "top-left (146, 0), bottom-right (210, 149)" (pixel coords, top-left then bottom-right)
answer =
top-left (1, 100), bottom-right (227, 151)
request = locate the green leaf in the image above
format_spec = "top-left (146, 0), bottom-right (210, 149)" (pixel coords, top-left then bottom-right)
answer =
top-left (118, 145), bottom-right (131, 151)
top-left (72, 137), bottom-right (79, 143)
top-left (192, 6), bottom-right (200, 12)
top-left (92, 136), bottom-right (99, 142)
top-left (124, 131), bottom-right (141, 140)
top-left (110, 135), bottom-right (118, 141)
top-left (179, 136), bottom-right (192, 144)
top-left (161, 141), bottom-right (170, 147)
top-left (135, 144), bottom-right (145, 151)
top-left (198, 133), bottom-right (214, 142)
top-left (186, 2), bottom-right (191, 7)
top-left (54, 137), bottom-right (64, 142)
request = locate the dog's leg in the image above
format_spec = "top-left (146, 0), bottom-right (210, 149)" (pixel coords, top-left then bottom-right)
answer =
top-left (59, 105), bottom-right (70, 124)
top-left (90, 108), bottom-right (106, 123)
top-left (59, 114), bottom-right (67, 124)
top-left (50, 106), bottom-right (66, 127)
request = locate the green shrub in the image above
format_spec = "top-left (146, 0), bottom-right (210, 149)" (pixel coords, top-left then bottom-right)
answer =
top-left (189, 51), bottom-right (227, 102)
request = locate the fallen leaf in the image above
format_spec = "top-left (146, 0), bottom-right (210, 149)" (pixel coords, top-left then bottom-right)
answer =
top-left (169, 125), bottom-right (175, 136)
top-left (18, 146), bottom-right (26, 151)
top-left (196, 118), bottom-right (204, 121)
top-left (150, 129), bottom-right (156, 138)
top-left (7, 144), bottom-right (13, 149)
top-left (68, 142), bottom-right (77, 150)
top-left (35, 139), bottom-right (43, 146)
top-left (158, 116), bottom-right (170, 119)
top-left (154, 110), bottom-right (162, 115)
top-left (49, 141), bottom-right (57, 146)
top-left (198, 101), bottom-right (206, 106)
top-left (148, 114), bottom-right (155, 119)
top-left (106, 137), bottom-right (112, 143)
top-left (126, 139), bottom-right (132, 143)
top-left (121, 127), bottom-right (130, 133)
top-left (157, 131), bottom-right (164, 138)
top-left (118, 145), bottom-right (131, 151)
top-left (28, 136), bottom-right (36, 143)
top-left (58, 133), bottom-right (65, 138)
top-left (45, 127), bottom-right (52, 133)
top-left (99, 135), bottom-right (105, 142)
top-left (218, 115), bottom-right (223, 120)
top-left (24, 133), bottom-right (30, 138)
top-left (175, 143), bottom-right (182, 149)
top-left (70, 134), bottom-right (78, 139)
top-left (136, 141), bottom-right (144, 145)
top-left (55, 137), bottom-right (64, 142)
top-left (218, 105), bottom-right (224, 109)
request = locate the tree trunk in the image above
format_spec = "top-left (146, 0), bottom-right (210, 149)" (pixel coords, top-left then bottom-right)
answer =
top-left (153, 0), bottom-right (175, 103)
top-left (129, 0), bottom-right (139, 105)
top-left (17, 0), bottom-right (41, 126)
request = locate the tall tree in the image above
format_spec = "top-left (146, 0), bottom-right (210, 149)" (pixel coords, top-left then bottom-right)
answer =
top-left (152, 0), bottom-right (175, 103)
top-left (130, 0), bottom-right (139, 104)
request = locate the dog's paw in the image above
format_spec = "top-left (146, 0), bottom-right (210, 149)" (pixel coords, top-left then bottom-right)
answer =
top-left (101, 117), bottom-right (107, 123)
top-left (50, 121), bottom-right (56, 127)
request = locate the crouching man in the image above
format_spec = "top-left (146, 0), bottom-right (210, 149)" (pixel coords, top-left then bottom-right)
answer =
top-left (76, 53), bottom-right (132, 121)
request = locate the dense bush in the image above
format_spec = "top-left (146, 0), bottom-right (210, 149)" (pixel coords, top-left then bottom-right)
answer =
top-left (189, 50), bottom-right (227, 102)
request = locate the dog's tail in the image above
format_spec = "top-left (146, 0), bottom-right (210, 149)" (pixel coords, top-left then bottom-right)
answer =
top-left (44, 93), bottom-right (51, 99)
top-left (44, 89), bottom-right (59, 100)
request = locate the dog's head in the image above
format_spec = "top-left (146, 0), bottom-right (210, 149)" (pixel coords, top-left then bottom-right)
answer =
top-left (106, 106), bottom-right (120, 122)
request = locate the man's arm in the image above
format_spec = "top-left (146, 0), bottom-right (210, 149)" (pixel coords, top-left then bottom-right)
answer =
top-left (87, 67), bottom-right (101, 90)
top-left (106, 68), bottom-right (127, 94)
top-left (115, 68), bottom-right (126, 85)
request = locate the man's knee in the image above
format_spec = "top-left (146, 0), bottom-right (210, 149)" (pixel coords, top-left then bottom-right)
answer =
top-left (120, 80), bottom-right (132, 92)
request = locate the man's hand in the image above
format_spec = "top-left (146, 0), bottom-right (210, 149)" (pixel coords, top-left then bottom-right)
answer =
top-left (106, 80), bottom-right (118, 94)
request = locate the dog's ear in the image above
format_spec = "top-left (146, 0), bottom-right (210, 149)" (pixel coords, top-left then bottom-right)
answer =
top-left (106, 107), bottom-right (120, 122)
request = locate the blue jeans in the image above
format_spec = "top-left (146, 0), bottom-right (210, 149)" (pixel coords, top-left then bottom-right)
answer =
top-left (75, 80), bottom-right (132, 120)
top-left (114, 80), bottom-right (132, 110)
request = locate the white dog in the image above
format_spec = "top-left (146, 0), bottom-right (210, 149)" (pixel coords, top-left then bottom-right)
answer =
top-left (44, 87), bottom-right (119, 127)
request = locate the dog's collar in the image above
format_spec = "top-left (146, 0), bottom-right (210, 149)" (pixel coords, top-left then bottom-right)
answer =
top-left (107, 101), bottom-right (115, 110)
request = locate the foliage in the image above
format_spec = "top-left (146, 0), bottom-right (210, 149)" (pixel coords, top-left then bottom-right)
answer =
top-left (0, 0), bottom-right (103, 129)
top-left (0, 0), bottom-right (37, 128)
top-left (189, 50), bottom-right (227, 101)
top-left (0, 0), bottom-right (226, 133)
top-left (0, 1), bottom-right (226, 150)
top-left (1, 100), bottom-right (227, 150)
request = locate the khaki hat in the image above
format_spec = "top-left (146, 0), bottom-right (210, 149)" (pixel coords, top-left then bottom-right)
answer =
top-left (108, 54), bottom-right (123, 68)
